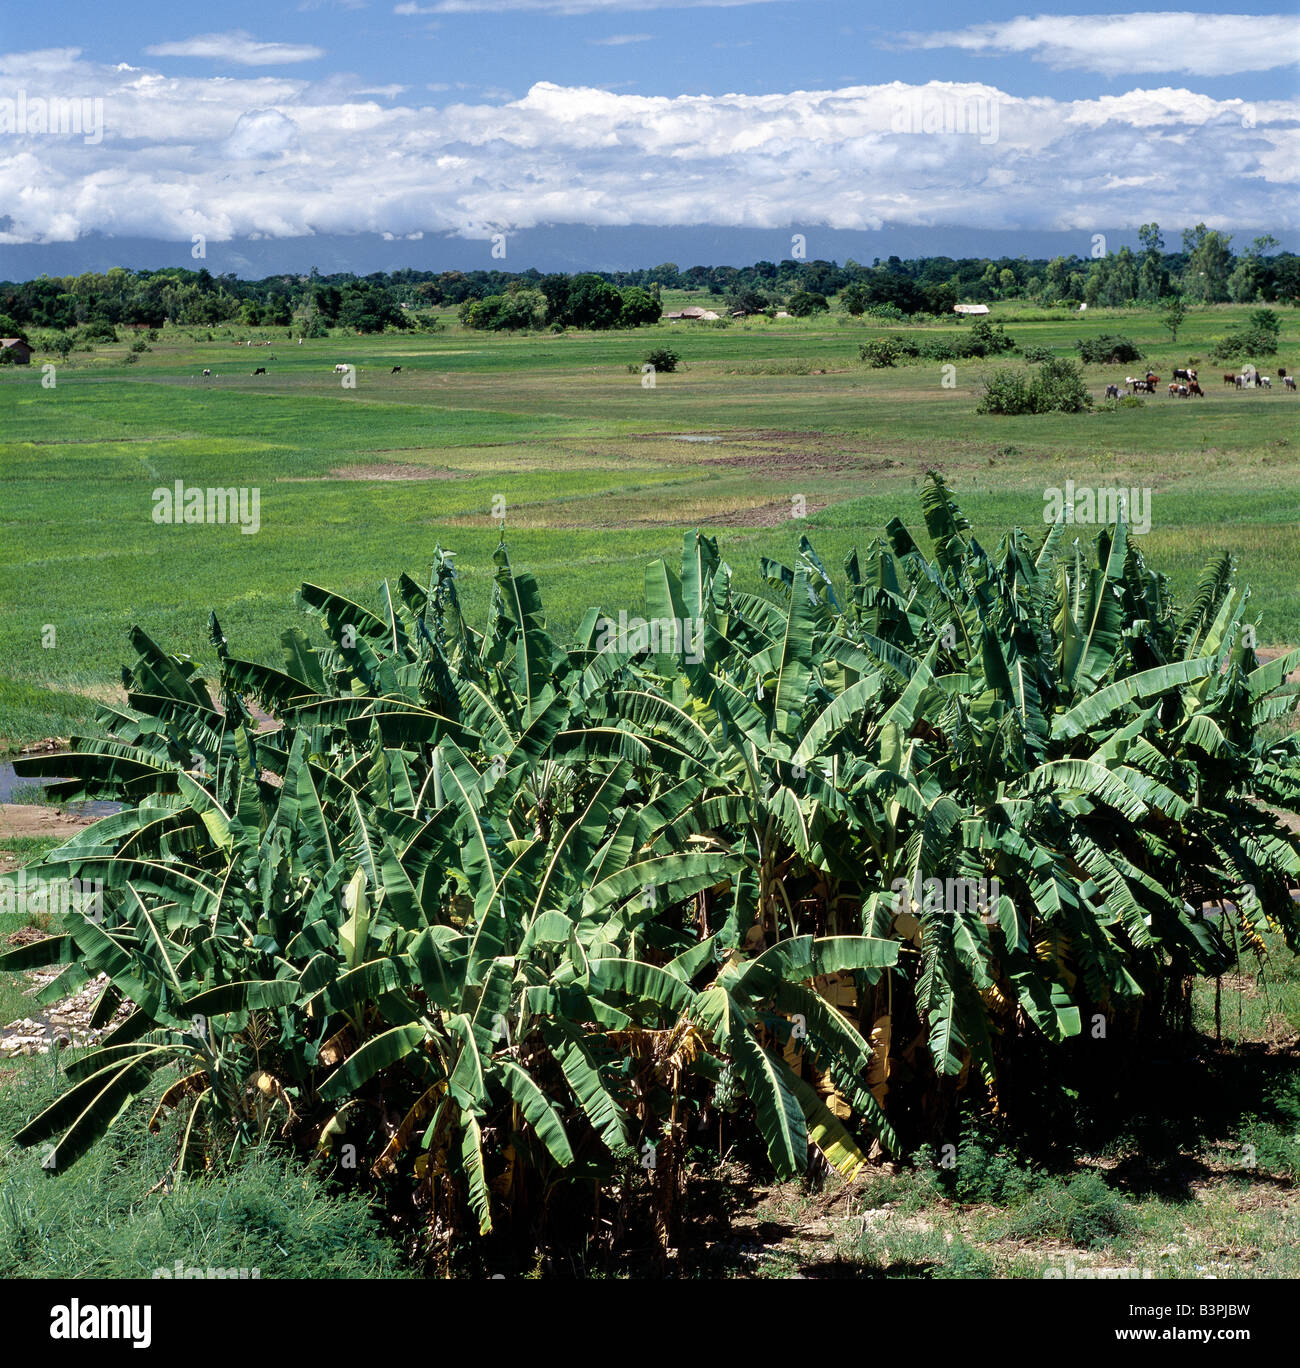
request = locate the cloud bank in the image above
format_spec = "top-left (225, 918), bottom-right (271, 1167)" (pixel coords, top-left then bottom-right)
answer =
top-left (0, 48), bottom-right (1294, 245)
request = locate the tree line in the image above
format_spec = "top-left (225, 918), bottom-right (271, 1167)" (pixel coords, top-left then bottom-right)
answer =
top-left (0, 224), bottom-right (1294, 339)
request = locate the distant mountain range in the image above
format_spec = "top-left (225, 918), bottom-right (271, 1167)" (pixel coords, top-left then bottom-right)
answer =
top-left (3, 224), bottom-right (1296, 281)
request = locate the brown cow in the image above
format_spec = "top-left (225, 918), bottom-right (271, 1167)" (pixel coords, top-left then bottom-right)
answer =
top-left (1187, 381), bottom-right (1204, 396)
top-left (1223, 372), bottom-right (1236, 386)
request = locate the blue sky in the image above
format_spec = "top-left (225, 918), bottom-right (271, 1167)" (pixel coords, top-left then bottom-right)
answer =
top-left (5, 1), bottom-right (1297, 103)
top-left (0, 2), bottom-right (1295, 268)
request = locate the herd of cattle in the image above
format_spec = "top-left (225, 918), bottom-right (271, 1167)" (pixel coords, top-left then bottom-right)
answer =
top-left (198, 363), bottom-right (406, 378)
top-left (194, 359), bottom-right (1296, 399)
top-left (1105, 366), bottom-right (1294, 399)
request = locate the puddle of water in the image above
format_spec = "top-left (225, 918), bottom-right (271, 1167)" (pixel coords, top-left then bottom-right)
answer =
top-left (0, 760), bottom-right (122, 819)
top-left (665, 434), bottom-right (722, 443)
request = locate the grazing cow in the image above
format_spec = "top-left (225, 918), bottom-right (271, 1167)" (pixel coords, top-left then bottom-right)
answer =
top-left (1146, 371), bottom-right (1159, 386)
top-left (1173, 368), bottom-right (1192, 382)
top-left (391, 366), bottom-right (402, 374)
top-left (253, 367), bottom-right (266, 375)
top-left (1187, 381), bottom-right (1204, 397)
top-left (1223, 372), bottom-right (1236, 386)
top-left (1167, 383), bottom-right (1180, 396)
top-left (202, 368), bottom-right (211, 377)
top-left (1261, 377), bottom-right (1271, 389)
top-left (1278, 367), bottom-right (1287, 378)
top-left (1105, 384), bottom-right (1120, 399)
top-left (333, 363), bottom-right (350, 373)
top-left (1285, 376), bottom-right (1297, 390)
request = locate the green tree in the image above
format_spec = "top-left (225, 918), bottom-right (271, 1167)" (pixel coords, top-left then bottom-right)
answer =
top-left (1043, 256), bottom-right (1071, 302)
top-left (787, 290), bottom-right (829, 317)
top-left (1159, 295), bottom-right (1188, 344)
top-left (563, 274), bottom-right (625, 329)
top-left (618, 286), bottom-right (662, 327)
top-left (1181, 225), bottom-right (1233, 302)
top-left (840, 282), bottom-right (872, 315)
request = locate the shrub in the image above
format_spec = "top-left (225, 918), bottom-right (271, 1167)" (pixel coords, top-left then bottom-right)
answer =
top-left (1021, 345), bottom-right (1054, 364)
top-left (977, 356), bottom-right (1092, 414)
top-left (947, 1130), bottom-right (1042, 1205)
top-left (76, 321), bottom-right (117, 345)
top-left (1033, 355), bottom-right (1093, 412)
top-left (860, 338), bottom-right (903, 367)
top-left (1210, 309), bottom-right (1282, 362)
top-left (964, 319), bottom-right (1016, 356)
top-left (787, 290), bottom-right (829, 317)
top-left (1003, 1172), bottom-right (1136, 1248)
top-left (644, 347), bottom-right (679, 374)
top-left (1075, 334), bottom-right (1142, 365)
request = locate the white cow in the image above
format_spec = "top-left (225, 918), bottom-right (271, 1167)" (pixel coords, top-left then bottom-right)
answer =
top-left (333, 363), bottom-right (350, 373)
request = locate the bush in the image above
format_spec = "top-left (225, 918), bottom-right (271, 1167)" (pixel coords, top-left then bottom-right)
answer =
top-left (644, 347), bottom-right (679, 374)
top-left (1003, 1172), bottom-right (1136, 1248)
top-left (1075, 334), bottom-right (1142, 365)
top-left (977, 357), bottom-right (1092, 414)
top-left (1021, 345), bottom-right (1054, 364)
top-left (130, 339), bottom-right (149, 353)
top-left (1210, 309), bottom-right (1282, 362)
top-left (787, 290), bottom-right (829, 317)
top-left (964, 319), bottom-right (1016, 356)
top-left (860, 338), bottom-right (903, 367)
top-left (76, 321), bottom-right (117, 345)
top-left (947, 1130), bottom-right (1042, 1205)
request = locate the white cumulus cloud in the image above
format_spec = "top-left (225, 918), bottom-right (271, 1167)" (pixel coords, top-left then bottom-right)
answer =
top-left (144, 31), bottom-right (326, 66)
top-left (0, 49), bottom-right (1294, 245)
top-left (897, 13), bottom-right (1300, 77)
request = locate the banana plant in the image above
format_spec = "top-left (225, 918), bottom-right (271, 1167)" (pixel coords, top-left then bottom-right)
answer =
top-left (6, 477), bottom-right (1299, 1241)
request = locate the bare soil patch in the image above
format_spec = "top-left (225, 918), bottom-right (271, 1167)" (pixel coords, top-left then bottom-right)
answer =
top-left (0, 803), bottom-right (94, 843)
top-left (279, 463), bottom-right (468, 483)
top-left (695, 499), bottom-right (831, 528)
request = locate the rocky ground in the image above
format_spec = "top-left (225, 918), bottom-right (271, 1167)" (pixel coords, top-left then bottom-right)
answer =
top-left (1, 928), bottom-right (133, 1057)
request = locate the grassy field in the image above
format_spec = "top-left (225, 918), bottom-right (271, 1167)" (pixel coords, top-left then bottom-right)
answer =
top-left (1, 298), bottom-right (1298, 1279)
top-left (1, 298), bottom-right (1297, 749)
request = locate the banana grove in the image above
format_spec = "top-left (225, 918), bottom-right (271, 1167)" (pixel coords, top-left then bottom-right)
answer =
top-left (6, 473), bottom-right (1299, 1252)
